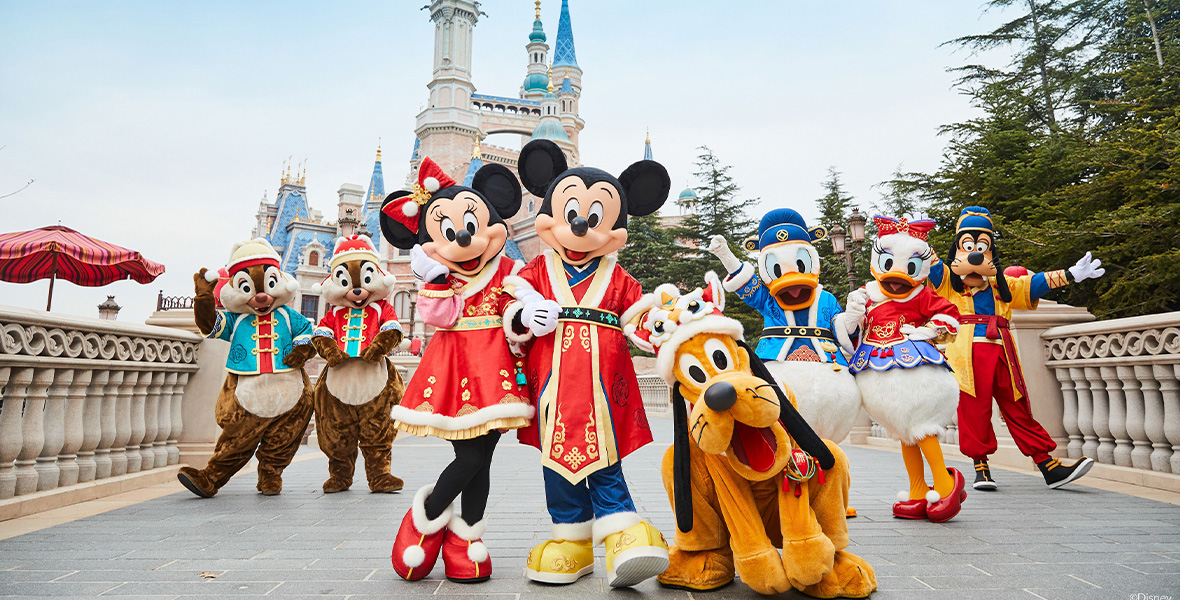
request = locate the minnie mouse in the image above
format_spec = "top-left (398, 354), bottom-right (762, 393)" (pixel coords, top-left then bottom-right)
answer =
top-left (381, 156), bottom-right (554, 584)
top-left (506, 139), bottom-right (672, 588)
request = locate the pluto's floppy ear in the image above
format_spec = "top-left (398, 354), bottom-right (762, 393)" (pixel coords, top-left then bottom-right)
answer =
top-left (379, 190), bottom-right (417, 250)
top-left (738, 340), bottom-right (834, 470)
top-left (672, 382), bottom-right (693, 533)
top-left (619, 160), bottom-right (671, 218)
top-left (517, 139), bottom-right (568, 198)
top-left (471, 163), bottom-right (523, 220)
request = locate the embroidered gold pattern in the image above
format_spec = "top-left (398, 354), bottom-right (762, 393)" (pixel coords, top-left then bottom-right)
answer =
top-left (563, 447), bottom-right (587, 469)
top-left (551, 409), bottom-right (567, 459)
top-left (613, 532), bottom-right (636, 552)
top-left (585, 429), bottom-right (599, 459)
top-left (456, 404), bottom-right (478, 417)
top-left (466, 285), bottom-right (504, 317)
top-left (551, 556), bottom-right (579, 572)
top-left (871, 321), bottom-right (898, 340)
top-left (422, 387), bottom-right (434, 399)
top-left (461, 389), bottom-right (471, 402)
top-left (499, 369), bottom-right (510, 378)
top-left (415, 402), bottom-right (434, 413)
top-left (428, 376), bottom-right (437, 384)
top-left (579, 325), bottom-right (591, 351)
top-left (498, 393), bottom-right (528, 404)
top-left (501, 380), bottom-right (512, 390)
top-left (461, 377), bottom-right (468, 387)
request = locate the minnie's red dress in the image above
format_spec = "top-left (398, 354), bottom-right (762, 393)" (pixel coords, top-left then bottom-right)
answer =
top-left (390, 255), bottom-right (533, 440)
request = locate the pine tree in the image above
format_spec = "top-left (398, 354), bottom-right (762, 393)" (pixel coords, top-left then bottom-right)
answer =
top-left (812, 168), bottom-right (872, 303)
top-left (617, 213), bottom-right (681, 292)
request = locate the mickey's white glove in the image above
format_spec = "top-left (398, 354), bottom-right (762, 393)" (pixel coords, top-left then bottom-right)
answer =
top-left (410, 245), bottom-right (449, 283)
top-left (842, 289), bottom-right (868, 333)
top-left (1068, 251), bottom-right (1105, 282)
top-left (705, 235), bottom-right (743, 274)
top-left (901, 324), bottom-right (937, 341)
top-left (521, 298), bottom-right (561, 337)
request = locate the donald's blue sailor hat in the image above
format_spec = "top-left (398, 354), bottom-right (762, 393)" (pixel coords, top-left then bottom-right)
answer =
top-left (956, 206), bottom-right (996, 233)
top-left (743, 208), bottom-right (827, 252)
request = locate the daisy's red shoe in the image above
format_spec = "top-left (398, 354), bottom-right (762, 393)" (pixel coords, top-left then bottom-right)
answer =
top-left (442, 514), bottom-right (491, 583)
top-left (891, 493), bottom-right (929, 519)
top-left (391, 485), bottom-right (453, 581)
top-left (926, 468), bottom-right (967, 523)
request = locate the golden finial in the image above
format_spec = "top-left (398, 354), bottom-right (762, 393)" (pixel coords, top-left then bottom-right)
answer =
top-left (376, 137), bottom-right (382, 162)
top-left (646, 127), bottom-right (650, 144)
top-left (547, 63), bottom-right (554, 93)
top-left (535, 0), bottom-right (541, 19)
top-left (471, 137), bottom-right (482, 159)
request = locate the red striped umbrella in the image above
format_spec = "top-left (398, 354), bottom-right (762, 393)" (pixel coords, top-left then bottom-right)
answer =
top-left (0, 225), bottom-right (165, 311)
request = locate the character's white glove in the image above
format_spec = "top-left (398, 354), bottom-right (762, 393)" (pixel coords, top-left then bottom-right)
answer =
top-left (521, 298), bottom-right (561, 337)
top-left (901, 324), bottom-right (938, 341)
top-left (1068, 251), bottom-right (1105, 282)
top-left (842, 289), bottom-right (869, 333)
top-left (704, 235), bottom-right (743, 274)
top-left (410, 245), bottom-right (449, 283)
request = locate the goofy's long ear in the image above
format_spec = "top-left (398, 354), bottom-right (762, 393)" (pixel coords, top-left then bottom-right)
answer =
top-left (990, 232), bottom-right (1013, 303)
top-left (947, 234), bottom-right (964, 295)
top-left (672, 382), bottom-right (693, 533)
top-left (517, 139), bottom-right (568, 198)
top-left (619, 160), bottom-right (671, 218)
top-left (739, 340), bottom-right (835, 470)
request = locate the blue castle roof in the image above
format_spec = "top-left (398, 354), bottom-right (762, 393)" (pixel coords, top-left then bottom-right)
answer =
top-left (553, 0), bottom-right (577, 67)
top-left (559, 76), bottom-right (573, 94)
top-left (361, 152), bottom-right (385, 249)
top-left (463, 154), bottom-right (483, 186)
top-left (530, 17), bottom-right (546, 42)
top-left (523, 71), bottom-right (549, 92)
top-left (532, 120), bottom-right (570, 143)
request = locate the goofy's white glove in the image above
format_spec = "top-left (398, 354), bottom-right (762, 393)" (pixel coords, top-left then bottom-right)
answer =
top-left (410, 245), bottom-right (450, 284)
top-left (519, 291), bottom-right (561, 337)
top-left (901, 324), bottom-right (938, 342)
top-left (1068, 251), bottom-right (1105, 282)
top-left (705, 235), bottom-right (743, 274)
top-left (842, 288), bottom-right (869, 333)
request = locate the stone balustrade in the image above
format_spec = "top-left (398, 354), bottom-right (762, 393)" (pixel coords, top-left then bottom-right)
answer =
top-left (0, 306), bottom-right (202, 499)
top-left (1042, 311), bottom-right (1180, 475)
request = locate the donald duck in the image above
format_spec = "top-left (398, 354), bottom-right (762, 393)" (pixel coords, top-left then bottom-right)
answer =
top-left (708, 209), bottom-right (863, 462)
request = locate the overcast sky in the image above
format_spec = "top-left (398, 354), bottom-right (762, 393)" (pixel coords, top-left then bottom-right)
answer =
top-left (0, 1), bottom-right (1010, 322)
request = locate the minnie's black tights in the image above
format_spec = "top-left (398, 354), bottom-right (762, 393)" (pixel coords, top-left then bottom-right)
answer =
top-left (423, 430), bottom-right (500, 526)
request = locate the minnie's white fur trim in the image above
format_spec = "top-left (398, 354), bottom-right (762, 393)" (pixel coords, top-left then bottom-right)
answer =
top-left (652, 315), bottom-right (744, 383)
top-left (551, 521), bottom-right (592, 542)
top-left (402, 202), bottom-right (418, 218)
top-left (467, 541), bottom-right (488, 563)
top-left (926, 489), bottom-right (942, 503)
top-left (391, 402), bottom-right (534, 432)
top-left (410, 484), bottom-right (453, 535)
top-left (424, 177), bottom-right (440, 193)
top-left (592, 512), bottom-right (642, 546)
top-left (501, 301), bottom-right (531, 344)
top-left (402, 544), bottom-right (426, 568)
top-left (204, 269), bottom-right (219, 283)
top-left (448, 513), bottom-right (487, 541)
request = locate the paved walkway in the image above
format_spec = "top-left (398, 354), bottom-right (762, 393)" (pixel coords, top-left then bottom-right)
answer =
top-left (1, 418), bottom-right (1179, 600)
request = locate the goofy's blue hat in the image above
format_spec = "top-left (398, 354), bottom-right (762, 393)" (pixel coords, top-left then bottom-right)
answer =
top-left (956, 206), bottom-right (996, 234)
top-left (743, 208), bottom-right (827, 252)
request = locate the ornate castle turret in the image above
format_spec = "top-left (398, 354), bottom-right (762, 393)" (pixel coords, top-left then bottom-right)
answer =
top-left (521, 1), bottom-right (550, 101)
top-left (413, 0), bottom-right (483, 183)
top-left (552, 0), bottom-right (584, 148)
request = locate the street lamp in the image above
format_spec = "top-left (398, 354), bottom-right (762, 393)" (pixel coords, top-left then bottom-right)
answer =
top-left (831, 207), bottom-right (867, 291)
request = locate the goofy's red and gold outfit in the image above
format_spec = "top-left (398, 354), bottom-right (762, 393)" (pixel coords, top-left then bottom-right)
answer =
top-left (506, 250), bottom-right (655, 551)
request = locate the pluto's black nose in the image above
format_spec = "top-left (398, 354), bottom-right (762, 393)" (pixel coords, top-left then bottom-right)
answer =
top-left (704, 381), bottom-right (737, 412)
top-left (455, 229), bottom-right (472, 247)
top-left (967, 251), bottom-right (985, 266)
top-left (570, 216), bottom-right (589, 237)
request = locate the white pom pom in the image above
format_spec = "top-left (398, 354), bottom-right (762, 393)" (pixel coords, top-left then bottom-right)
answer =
top-left (383, 275), bottom-right (396, 287)
top-left (424, 177), bottom-right (440, 193)
top-left (402, 202), bottom-right (418, 218)
top-left (926, 489), bottom-right (942, 504)
top-left (896, 491), bottom-right (909, 502)
top-left (285, 279), bottom-right (299, 293)
top-left (204, 269), bottom-right (219, 283)
top-left (311, 282), bottom-right (323, 292)
top-left (467, 541), bottom-right (488, 563)
top-left (402, 545), bottom-right (425, 569)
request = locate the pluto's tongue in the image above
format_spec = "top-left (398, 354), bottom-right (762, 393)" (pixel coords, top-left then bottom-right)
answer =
top-left (732, 422), bottom-right (776, 472)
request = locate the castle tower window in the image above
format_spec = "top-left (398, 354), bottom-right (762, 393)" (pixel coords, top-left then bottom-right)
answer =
top-left (308, 251), bottom-right (319, 266)
top-left (300, 295), bottom-right (320, 321)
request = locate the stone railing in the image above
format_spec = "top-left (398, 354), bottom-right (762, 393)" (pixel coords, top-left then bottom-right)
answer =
top-left (0, 306), bottom-right (202, 499)
top-left (637, 374), bottom-right (672, 416)
top-left (1042, 312), bottom-right (1180, 475)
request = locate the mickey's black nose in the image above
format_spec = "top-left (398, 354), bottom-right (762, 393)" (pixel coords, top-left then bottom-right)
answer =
top-left (570, 217), bottom-right (589, 237)
top-left (455, 229), bottom-right (472, 247)
top-left (704, 381), bottom-right (736, 412)
top-left (967, 251), bottom-right (985, 266)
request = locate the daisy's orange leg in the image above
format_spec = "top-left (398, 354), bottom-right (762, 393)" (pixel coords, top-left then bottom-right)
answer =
top-left (918, 435), bottom-right (954, 498)
top-left (901, 443), bottom-right (929, 500)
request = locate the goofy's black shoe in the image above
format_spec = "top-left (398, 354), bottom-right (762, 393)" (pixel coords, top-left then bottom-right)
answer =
top-left (972, 460), bottom-right (997, 491)
top-left (1037, 456), bottom-right (1095, 489)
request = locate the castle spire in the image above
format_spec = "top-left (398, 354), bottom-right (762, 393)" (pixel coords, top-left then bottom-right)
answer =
top-left (376, 137), bottom-right (382, 162)
top-left (553, 0), bottom-right (577, 68)
top-left (644, 129), bottom-right (653, 161)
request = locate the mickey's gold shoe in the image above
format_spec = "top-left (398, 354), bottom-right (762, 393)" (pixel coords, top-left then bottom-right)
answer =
top-left (524, 538), bottom-right (594, 584)
top-left (603, 520), bottom-right (669, 588)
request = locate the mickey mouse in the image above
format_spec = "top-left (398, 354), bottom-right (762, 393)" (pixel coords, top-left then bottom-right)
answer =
top-left (382, 157), bottom-right (551, 584)
top-left (505, 139), bottom-right (671, 588)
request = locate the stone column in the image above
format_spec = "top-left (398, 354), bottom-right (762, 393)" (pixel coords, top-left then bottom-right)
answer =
top-left (167, 372), bottom-right (187, 465)
top-left (1138, 365), bottom-right (1170, 473)
top-left (1056, 368), bottom-right (1082, 458)
top-left (125, 371), bottom-right (150, 473)
top-left (1155, 363), bottom-right (1180, 475)
top-left (141, 371), bottom-right (164, 469)
top-left (15, 368), bottom-right (53, 495)
top-left (95, 371), bottom-right (120, 479)
top-left (848, 409), bottom-right (871, 445)
top-left (36, 369), bottom-right (71, 491)
top-left (110, 371), bottom-right (134, 476)
top-left (1084, 367), bottom-right (1113, 464)
top-left (1072, 367), bottom-right (1097, 459)
top-left (1119, 365), bottom-right (1152, 471)
top-left (1012, 301), bottom-right (1093, 450)
top-left (0, 367), bottom-right (25, 499)
top-left (57, 369), bottom-right (90, 487)
top-left (155, 372), bottom-right (174, 468)
top-left (1101, 365), bottom-right (1132, 467)
top-left (77, 370), bottom-right (106, 483)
